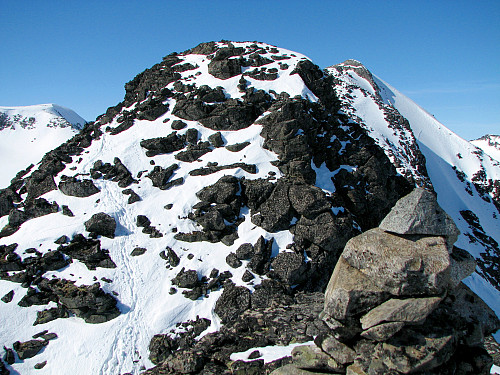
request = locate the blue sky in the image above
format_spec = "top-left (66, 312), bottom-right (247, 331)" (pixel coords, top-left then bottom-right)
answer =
top-left (1, 0), bottom-right (498, 140)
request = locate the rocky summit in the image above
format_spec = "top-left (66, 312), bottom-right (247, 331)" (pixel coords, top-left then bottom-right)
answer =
top-left (0, 41), bottom-right (498, 374)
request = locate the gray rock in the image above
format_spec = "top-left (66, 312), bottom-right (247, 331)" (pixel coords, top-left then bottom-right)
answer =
top-left (251, 180), bottom-right (294, 232)
top-left (360, 322), bottom-right (404, 342)
top-left (449, 246), bottom-right (476, 288)
top-left (225, 141), bottom-right (250, 152)
top-left (270, 364), bottom-right (329, 375)
top-left (84, 212), bottom-right (116, 239)
top-left (225, 253), bottom-right (242, 268)
top-left (373, 331), bottom-right (456, 374)
top-left (360, 297), bottom-right (442, 330)
top-left (315, 335), bottom-right (355, 365)
top-left (195, 210), bottom-right (226, 231)
top-left (323, 257), bottom-right (388, 321)
top-left (379, 188), bottom-right (460, 250)
top-left (235, 243), bottom-right (253, 260)
top-left (291, 344), bottom-right (342, 372)
top-left (292, 212), bottom-right (353, 253)
top-left (342, 228), bottom-right (451, 296)
top-left (449, 283), bottom-right (500, 336)
top-left (131, 247), bottom-right (147, 256)
top-left (172, 268), bottom-right (199, 289)
top-left (140, 132), bottom-right (185, 156)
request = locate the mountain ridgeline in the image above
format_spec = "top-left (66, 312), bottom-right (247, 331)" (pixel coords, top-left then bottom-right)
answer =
top-left (0, 41), bottom-right (498, 374)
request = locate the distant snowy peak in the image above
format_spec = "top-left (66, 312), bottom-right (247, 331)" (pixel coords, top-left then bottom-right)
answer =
top-left (472, 134), bottom-right (500, 162)
top-left (0, 103), bottom-right (86, 131)
top-left (0, 104), bottom-right (86, 188)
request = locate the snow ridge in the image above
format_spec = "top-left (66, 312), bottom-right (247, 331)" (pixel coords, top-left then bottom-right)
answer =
top-left (329, 60), bottom-right (500, 329)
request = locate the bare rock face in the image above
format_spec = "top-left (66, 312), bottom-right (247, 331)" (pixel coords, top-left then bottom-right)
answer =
top-left (272, 188), bottom-right (500, 375)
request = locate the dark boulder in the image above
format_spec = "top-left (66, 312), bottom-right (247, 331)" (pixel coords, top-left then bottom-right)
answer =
top-left (165, 247), bottom-right (180, 267)
top-left (62, 205), bottom-right (74, 216)
top-left (34, 305), bottom-right (69, 325)
top-left (1, 290), bottom-right (14, 303)
top-left (196, 175), bottom-right (239, 204)
top-left (140, 132), bottom-right (185, 156)
top-left (0, 190), bottom-right (14, 218)
top-left (241, 178), bottom-right (275, 211)
top-left (226, 253), bottom-right (242, 268)
top-left (131, 247), bottom-right (147, 256)
top-left (288, 184), bottom-right (331, 219)
top-left (248, 236), bottom-right (273, 275)
top-left (59, 235), bottom-right (115, 270)
top-left (225, 141), bottom-right (250, 152)
top-left (39, 278), bottom-right (120, 323)
top-left (185, 128), bottom-right (199, 144)
top-left (13, 339), bottom-right (47, 360)
top-left (214, 282), bottom-right (250, 323)
top-left (171, 120), bottom-right (187, 130)
top-left (58, 178), bottom-right (100, 197)
top-left (172, 268), bottom-right (199, 289)
top-left (271, 251), bottom-right (308, 285)
top-left (84, 213), bottom-right (116, 239)
top-left (175, 143), bottom-right (212, 162)
top-left (251, 180), bottom-right (294, 232)
top-left (146, 164), bottom-right (179, 189)
top-left (207, 58), bottom-right (242, 79)
top-left (208, 132), bottom-right (224, 147)
top-left (136, 215), bottom-right (151, 228)
top-left (195, 210), bottom-right (226, 231)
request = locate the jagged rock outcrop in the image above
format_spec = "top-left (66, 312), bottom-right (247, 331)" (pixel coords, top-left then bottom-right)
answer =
top-left (272, 188), bottom-right (500, 375)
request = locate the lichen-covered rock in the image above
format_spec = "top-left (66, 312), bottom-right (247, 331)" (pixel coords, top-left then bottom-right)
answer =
top-left (58, 178), bottom-right (100, 197)
top-left (342, 228), bottom-right (451, 296)
top-left (214, 282), bottom-right (250, 323)
top-left (271, 252), bottom-right (307, 285)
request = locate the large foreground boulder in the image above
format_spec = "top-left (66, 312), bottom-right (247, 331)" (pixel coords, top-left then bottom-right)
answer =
top-left (272, 188), bottom-right (500, 375)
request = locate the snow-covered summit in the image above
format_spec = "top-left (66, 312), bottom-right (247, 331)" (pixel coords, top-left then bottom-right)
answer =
top-left (0, 104), bottom-right (86, 188)
top-left (472, 134), bottom-right (500, 163)
top-left (0, 41), bottom-right (498, 374)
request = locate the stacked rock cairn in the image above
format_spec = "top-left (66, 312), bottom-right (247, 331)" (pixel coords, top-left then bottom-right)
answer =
top-left (272, 188), bottom-right (500, 374)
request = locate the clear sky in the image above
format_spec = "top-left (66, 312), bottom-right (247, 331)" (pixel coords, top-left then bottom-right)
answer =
top-left (1, 0), bottom-right (498, 140)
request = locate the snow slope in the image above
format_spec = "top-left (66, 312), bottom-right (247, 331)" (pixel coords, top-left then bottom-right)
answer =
top-left (329, 61), bottom-right (500, 331)
top-left (0, 42), bottom-right (319, 375)
top-left (472, 135), bottom-right (500, 163)
top-left (0, 104), bottom-right (86, 188)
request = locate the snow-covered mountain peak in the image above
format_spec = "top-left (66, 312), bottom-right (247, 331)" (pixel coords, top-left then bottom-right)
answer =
top-left (472, 134), bottom-right (500, 162)
top-left (0, 104), bottom-right (86, 131)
